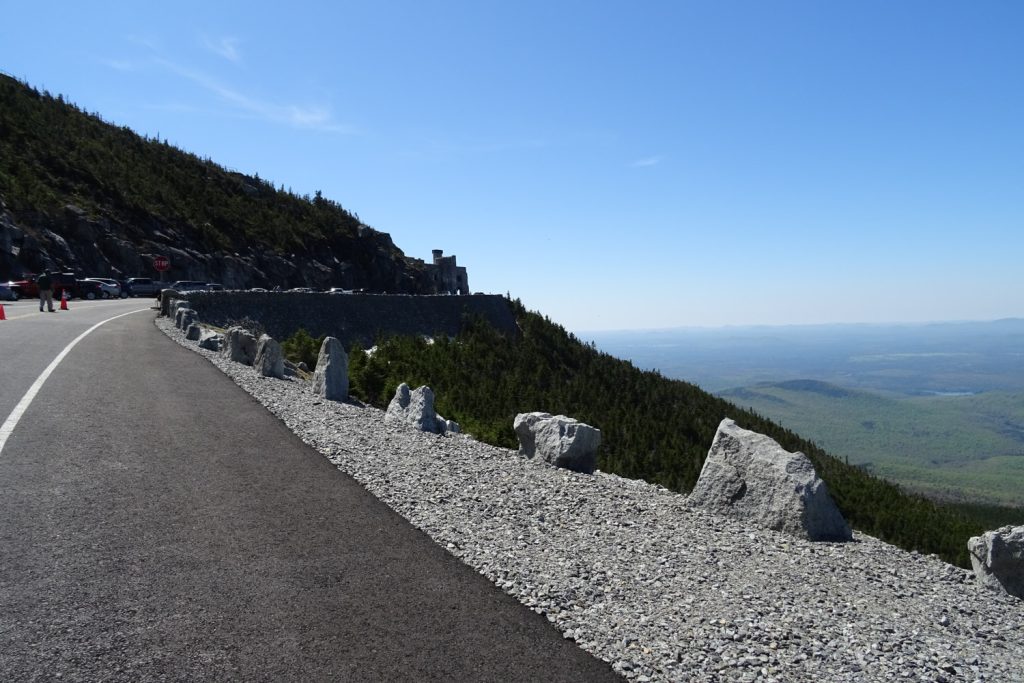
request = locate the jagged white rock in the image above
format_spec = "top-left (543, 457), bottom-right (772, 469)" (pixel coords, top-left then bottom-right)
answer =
top-left (386, 383), bottom-right (440, 433)
top-left (514, 412), bottom-right (601, 474)
top-left (687, 418), bottom-right (852, 541)
top-left (254, 334), bottom-right (285, 379)
top-left (969, 525), bottom-right (1024, 599)
top-left (198, 329), bottom-right (222, 352)
top-left (311, 336), bottom-right (348, 400)
top-left (221, 326), bottom-right (257, 365)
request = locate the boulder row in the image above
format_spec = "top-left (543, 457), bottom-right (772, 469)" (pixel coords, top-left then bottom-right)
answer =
top-left (689, 418), bottom-right (852, 542)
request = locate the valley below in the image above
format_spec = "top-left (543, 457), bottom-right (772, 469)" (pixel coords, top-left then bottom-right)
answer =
top-left (588, 319), bottom-right (1024, 508)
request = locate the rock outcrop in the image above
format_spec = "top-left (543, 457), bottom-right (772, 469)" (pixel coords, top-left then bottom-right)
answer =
top-left (311, 336), bottom-right (348, 400)
top-left (689, 419), bottom-right (852, 542)
top-left (969, 525), bottom-right (1024, 599)
top-left (254, 334), bottom-right (285, 379)
top-left (513, 412), bottom-right (601, 474)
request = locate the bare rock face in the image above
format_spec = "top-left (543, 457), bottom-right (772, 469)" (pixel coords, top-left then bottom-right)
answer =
top-left (386, 383), bottom-right (439, 433)
top-left (513, 412), bottom-right (601, 474)
top-left (689, 419), bottom-right (852, 542)
top-left (254, 334), bottom-right (285, 379)
top-left (969, 525), bottom-right (1024, 599)
top-left (311, 336), bottom-right (348, 401)
top-left (221, 326), bottom-right (258, 365)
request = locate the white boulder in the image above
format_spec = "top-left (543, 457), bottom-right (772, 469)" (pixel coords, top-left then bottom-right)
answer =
top-left (254, 334), bottom-right (285, 379)
top-left (513, 412), bottom-right (601, 474)
top-left (198, 329), bottom-right (222, 351)
top-left (220, 326), bottom-right (258, 365)
top-left (311, 336), bottom-right (348, 400)
top-left (689, 419), bottom-right (852, 542)
top-left (386, 383), bottom-right (441, 433)
top-left (969, 525), bottom-right (1024, 599)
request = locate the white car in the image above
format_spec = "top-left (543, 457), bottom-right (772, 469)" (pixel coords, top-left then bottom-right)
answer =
top-left (83, 277), bottom-right (124, 298)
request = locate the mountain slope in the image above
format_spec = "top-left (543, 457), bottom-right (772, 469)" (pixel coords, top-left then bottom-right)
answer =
top-left (344, 303), bottom-right (1024, 568)
top-left (0, 74), bottom-right (430, 291)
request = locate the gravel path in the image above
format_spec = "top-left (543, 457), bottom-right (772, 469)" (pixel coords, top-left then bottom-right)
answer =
top-left (158, 318), bottom-right (1023, 682)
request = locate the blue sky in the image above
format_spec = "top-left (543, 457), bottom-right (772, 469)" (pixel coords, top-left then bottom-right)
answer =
top-left (2, 1), bottom-right (1021, 332)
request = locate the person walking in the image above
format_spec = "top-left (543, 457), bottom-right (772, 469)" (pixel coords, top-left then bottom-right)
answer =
top-left (37, 271), bottom-right (55, 312)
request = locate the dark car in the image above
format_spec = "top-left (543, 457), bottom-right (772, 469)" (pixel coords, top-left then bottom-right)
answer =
top-left (50, 273), bottom-right (79, 300)
top-left (75, 280), bottom-right (104, 300)
top-left (124, 277), bottom-right (163, 297)
top-left (169, 280), bottom-right (210, 292)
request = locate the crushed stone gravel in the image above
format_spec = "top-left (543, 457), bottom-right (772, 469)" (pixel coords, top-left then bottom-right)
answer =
top-left (158, 318), bottom-right (1024, 682)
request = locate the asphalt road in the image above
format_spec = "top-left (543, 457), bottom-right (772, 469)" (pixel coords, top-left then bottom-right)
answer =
top-left (0, 301), bottom-right (620, 681)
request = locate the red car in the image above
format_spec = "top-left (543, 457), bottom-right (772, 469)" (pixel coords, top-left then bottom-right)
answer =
top-left (9, 272), bottom-right (80, 299)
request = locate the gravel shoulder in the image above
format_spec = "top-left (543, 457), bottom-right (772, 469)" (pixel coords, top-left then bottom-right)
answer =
top-left (158, 318), bottom-right (1024, 683)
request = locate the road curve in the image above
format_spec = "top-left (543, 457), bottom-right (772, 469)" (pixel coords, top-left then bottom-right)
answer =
top-left (0, 309), bottom-right (620, 681)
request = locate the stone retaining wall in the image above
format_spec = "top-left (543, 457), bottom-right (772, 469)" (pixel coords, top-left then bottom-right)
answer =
top-left (174, 291), bottom-right (517, 348)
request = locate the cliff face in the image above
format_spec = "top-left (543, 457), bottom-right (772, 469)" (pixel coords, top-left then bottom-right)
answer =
top-left (0, 198), bottom-right (430, 292)
top-left (0, 75), bottom-right (434, 292)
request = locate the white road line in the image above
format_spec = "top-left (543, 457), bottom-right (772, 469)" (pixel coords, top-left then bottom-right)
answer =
top-left (0, 308), bottom-right (150, 455)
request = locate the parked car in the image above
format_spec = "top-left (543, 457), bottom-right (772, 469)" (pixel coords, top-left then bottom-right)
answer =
top-left (83, 277), bottom-right (123, 298)
top-left (53, 274), bottom-right (80, 300)
top-left (0, 283), bottom-right (18, 301)
top-left (75, 280), bottom-right (104, 300)
top-left (169, 280), bottom-right (210, 292)
top-left (124, 277), bottom-right (163, 297)
top-left (8, 272), bottom-right (79, 299)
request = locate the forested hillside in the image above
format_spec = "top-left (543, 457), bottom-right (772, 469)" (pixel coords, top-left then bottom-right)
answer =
top-left (0, 74), bottom-right (430, 291)
top-left (343, 301), bottom-right (1023, 568)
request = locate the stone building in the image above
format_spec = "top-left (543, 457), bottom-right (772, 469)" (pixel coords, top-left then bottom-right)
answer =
top-left (422, 249), bottom-right (469, 295)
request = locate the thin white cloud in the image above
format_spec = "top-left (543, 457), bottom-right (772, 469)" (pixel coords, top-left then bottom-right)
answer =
top-left (630, 156), bottom-right (662, 168)
top-left (155, 59), bottom-right (356, 133)
top-left (203, 36), bottom-right (242, 64)
top-left (426, 137), bottom-right (547, 155)
top-left (126, 34), bottom-right (162, 52)
top-left (98, 58), bottom-right (139, 72)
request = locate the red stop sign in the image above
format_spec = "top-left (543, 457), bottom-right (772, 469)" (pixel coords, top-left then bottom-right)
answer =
top-left (154, 256), bottom-right (170, 272)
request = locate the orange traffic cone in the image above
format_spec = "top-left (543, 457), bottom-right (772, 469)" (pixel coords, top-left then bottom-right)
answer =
top-left (60, 289), bottom-right (68, 310)
top-left (0, 303), bottom-right (5, 320)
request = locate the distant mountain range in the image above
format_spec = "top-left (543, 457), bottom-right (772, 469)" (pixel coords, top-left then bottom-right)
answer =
top-left (0, 74), bottom-right (436, 292)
